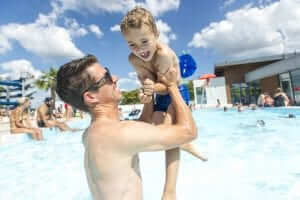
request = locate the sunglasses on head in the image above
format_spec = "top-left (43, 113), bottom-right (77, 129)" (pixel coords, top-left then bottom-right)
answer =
top-left (81, 67), bottom-right (113, 97)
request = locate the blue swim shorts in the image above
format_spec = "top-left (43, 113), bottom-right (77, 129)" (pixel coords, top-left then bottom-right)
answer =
top-left (153, 84), bottom-right (190, 112)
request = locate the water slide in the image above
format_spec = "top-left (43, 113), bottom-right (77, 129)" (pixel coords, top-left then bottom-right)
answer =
top-left (0, 78), bottom-right (36, 106)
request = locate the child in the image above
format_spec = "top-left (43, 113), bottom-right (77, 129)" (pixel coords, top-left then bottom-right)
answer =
top-left (121, 7), bottom-right (207, 199)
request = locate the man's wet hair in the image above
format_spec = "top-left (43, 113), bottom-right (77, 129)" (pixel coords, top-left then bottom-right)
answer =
top-left (56, 54), bottom-right (98, 112)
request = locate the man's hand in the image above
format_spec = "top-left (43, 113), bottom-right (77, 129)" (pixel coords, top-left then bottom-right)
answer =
top-left (157, 68), bottom-right (177, 87)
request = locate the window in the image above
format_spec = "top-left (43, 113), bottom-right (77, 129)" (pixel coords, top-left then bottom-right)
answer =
top-left (291, 69), bottom-right (300, 105)
top-left (230, 82), bottom-right (261, 105)
top-left (195, 87), bottom-right (206, 104)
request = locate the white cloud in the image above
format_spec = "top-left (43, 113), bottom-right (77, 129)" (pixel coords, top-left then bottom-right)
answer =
top-left (156, 20), bottom-right (176, 44)
top-left (223, 0), bottom-right (236, 8)
top-left (0, 2), bottom-right (85, 60)
top-left (128, 71), bottom-right (137, 79)
top-left (142, 0), bottom-right (180, 16)
top-left (89, 24), bottom-right (104, 38)
top-left (65, 18), bottom-right (88, 37)
top-left (188, 0), bottom-right (300, 59)
top-left (118, 71), bottom-right (141, 91)
top-left (0, 59), bottom-right (42, 80)
top-left (55, 0), bottom-right (180, 16)
top-left (110, 24), bottom-right (121, 32)
top-left (0, 34), bottom-right (11, 54)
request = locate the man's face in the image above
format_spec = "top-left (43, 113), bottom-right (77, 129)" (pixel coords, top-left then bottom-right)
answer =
top-left (85, 63), bottom-right (122, 103)
top-left (46, 100), bottom-right (53, 107)
top-left (123, 25), bottom-right (158, 62)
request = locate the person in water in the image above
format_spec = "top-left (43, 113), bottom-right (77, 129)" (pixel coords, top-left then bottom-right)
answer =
top-left (37, 97), bottom-right (79, 132)
top-left (9, 97), bottom-right (43, 140)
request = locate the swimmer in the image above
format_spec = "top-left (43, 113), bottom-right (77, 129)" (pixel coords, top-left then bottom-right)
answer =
top-left (256, 120), bottom-right (265, 127)
top-left (279, 114), bottom-right (296, 118)
top-left (288, 114), bottom-right (296, 118)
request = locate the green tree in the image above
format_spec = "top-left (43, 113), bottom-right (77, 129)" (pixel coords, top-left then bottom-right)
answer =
top-left (120, 89), bottom-right (140, 105)
top-left (35, 67), bottom-right (58, 106)
top-left (187, 80), bottom-right (195, 101)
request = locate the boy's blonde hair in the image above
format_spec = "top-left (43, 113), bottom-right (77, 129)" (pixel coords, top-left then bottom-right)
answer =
top-left (120, 7), bottom-right (158, 36)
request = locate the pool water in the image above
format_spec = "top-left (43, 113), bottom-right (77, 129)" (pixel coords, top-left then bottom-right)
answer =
top-left (1, 108), bottom-right (300, 200)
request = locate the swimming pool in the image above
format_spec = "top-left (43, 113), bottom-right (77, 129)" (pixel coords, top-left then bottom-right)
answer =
top-left (1, 108), bottom-right (300, 200)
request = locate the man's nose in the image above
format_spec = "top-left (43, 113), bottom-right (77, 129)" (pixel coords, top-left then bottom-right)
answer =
top-left (112, 75), bottom-right (118, 83)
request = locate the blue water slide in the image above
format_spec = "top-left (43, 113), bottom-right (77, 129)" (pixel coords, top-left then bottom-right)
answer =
top-left (0, 101), bottom-right (18, 106)
top-left (0, 80), bottom-right (22, 87)
top-left (0, 93), bottom-right (22, 99)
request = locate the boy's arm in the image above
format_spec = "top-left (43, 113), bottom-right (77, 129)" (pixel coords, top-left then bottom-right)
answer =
top-left (129, 54), bottom-right (155, 103)
top-left (117, 68), bottom-right (197, 154)
top-left (154, 52), bottom-right (177, 93)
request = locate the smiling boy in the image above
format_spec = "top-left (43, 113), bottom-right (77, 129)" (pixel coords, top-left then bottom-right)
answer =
top-left (121, 7), bottom-right (207, 200)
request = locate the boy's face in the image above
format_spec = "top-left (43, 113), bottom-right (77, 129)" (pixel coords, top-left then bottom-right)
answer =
top-left (123, 25), bottom-right (158, 62)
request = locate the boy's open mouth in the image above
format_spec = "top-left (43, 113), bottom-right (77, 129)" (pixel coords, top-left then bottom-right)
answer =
top-left (140, 51), bottom-right (150, 59)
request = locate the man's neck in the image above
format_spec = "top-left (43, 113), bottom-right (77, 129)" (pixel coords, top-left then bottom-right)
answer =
top-left (91, 103), bottom-right (119, 122)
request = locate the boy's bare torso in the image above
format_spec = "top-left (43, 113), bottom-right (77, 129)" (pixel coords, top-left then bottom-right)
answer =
top-left (130, 42), bottom-right (181, 89)
top-left (82, 120), bottom-right (143, 200)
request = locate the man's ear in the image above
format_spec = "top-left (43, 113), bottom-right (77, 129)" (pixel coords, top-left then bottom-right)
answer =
top-left (83, 91), bottom-right (99, 105)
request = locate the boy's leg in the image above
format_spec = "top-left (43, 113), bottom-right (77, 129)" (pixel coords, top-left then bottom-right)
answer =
top-left (152, 105), bottom-right (180, 200)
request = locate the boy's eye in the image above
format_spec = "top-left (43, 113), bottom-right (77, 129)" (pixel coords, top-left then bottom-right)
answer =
top-left (129, 44), bottom-right (136, 48)
top-left (142, 40), bottom-right (148, 44)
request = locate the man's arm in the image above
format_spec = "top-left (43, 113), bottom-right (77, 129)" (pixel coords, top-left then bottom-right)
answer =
top-left (138, 101), bottom-right (153, 123)
top-left (118, 68), bottom-right (197, 154)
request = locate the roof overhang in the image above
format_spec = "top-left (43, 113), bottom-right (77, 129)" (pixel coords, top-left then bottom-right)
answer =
top-left (214, 53), bottom-right (297, 70)
top-left (245, 54), bottom-right (300, 82)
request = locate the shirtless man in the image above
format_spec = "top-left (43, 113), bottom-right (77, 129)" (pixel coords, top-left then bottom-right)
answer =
top-left (37, 97), bottom-right (77, 132)
top-left (56, 55), bottom-right (197, 200)
top-left (9, 97), bottom-right (43, 140)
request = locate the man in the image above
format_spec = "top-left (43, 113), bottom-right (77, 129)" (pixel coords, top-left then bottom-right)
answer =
top-left (9, 97), bottom-right (43, 141)
top-left (56, 55), bottom-right (197, 200)
top-left (37, 97), bottom-right (77, 132)
top-left (273, 87), bottom-right (289, 107)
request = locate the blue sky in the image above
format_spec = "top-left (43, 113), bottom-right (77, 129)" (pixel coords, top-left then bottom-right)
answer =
top-left (1, 0), bottom-right (299, 105)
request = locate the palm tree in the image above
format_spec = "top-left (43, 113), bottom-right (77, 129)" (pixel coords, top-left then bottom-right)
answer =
top-left (35, 67), bottom-right (58, 108)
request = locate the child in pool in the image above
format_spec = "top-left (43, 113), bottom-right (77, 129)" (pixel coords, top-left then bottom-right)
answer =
top-left (121, 7), bottom-right (207, 200)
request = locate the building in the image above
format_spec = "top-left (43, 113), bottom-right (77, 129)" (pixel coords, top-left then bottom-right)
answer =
top-left (193, 53), bottom-right (300, 107)
top-left (193, 77), bottom-right (228, 107)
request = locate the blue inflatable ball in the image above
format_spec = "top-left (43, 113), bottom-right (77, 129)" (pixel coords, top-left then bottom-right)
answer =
top-left (179, 54), bottom-right (197, 78)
